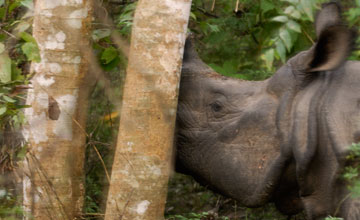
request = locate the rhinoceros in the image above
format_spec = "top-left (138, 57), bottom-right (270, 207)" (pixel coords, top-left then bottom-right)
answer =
top-left (175, 2), bottom-right (360, 219)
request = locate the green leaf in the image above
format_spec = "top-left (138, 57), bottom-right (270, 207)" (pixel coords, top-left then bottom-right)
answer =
top-left (286, 20), bottom-right (301, 33)
top-left (101, 56), bottom-right (120, 71)
top-left (271, 16), bottom-right (288, 23)
top-left (11, 65), bottom-right (23, 81)
top-left (101, 47), bottom-right (118, 64)
top-left (260, 0), bottom-right (275, 13)
top-left (325, 217), bottom-right (344, 220)
top-left (0, 8), bottom-right (5, 20)
top-left (284, 6), bottom-right (301, 19)
top-left (262, 49), bottom-right (274, 70)
top-left (3, 95), bottom-right (16, 103)
top-left (0, 43), bottom-right (4, 54)
top-left (357, 0), bottom-right (360, 7)
top-left (13, 21), bottom-right (31, 33)
top-left (222, 60), bottom-right (237, 75)
top-left (207, 24), bottom-right (220, 33)
top-left (349, 143), bottom-right (360, 157)
top-left (92, 29), bottom-right (111, 42)
top-left (0, 53), bottom-right (11, 83)
top-left (117, 13), bottom-right (133, 24)
top-left (347, 8), bottom-right (360, 26)
top-left (9, 2), bottom-right (20, 13)
top-left (350, 181), bottom-right (360, 198)
top-left (291, 10), bottom-right (301, 20)
top-left (0, 0), bottom-right (4, 7)
top-left (281, 0), bottom-right (298, 3)
top-left (208, 62), bottom-right (241, 79)
top-left (284, 5), bottom-right (295, 15)
top-left (343, 167), bottom-right (358, 180)
top-left (276, 40), bottom-right (286, 63)
top-left (19, 32), bottom-right (36, 43)
top-left (284, 6), bottom-right (295, 14)
top-left (0, 33), bottom-right (5, 42)
top-left (300, 0), bottom-right (314, 21)
top-left (122, 2), bottom-right (137, 13)
top-left (190, 12), bottom-right (197, 21)
top-left (0, 106), bottom-right (6, 116)
top-left (20, 0), bottom-right (33, 9)
top-left (209, 63), bottom-right (224, 74)
top-left (279, 28), bottom-right (292, 52)
top-left (21, 42), bottom-right (41, 62)
top-left (199, 21), bottom-right (209, 35)
top-left (16, 145), bottom-right (27, 159)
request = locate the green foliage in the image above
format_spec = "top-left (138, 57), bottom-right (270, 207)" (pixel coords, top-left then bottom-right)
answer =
top-left (343, 143), bottom-right (360, 198)
top-left (345, 0), bottom-right (360, 61)
top-left (167, 212), bottom-right (228, 220)
top-left (190, 0), bottom-right (360, 78)
top-left (100, 46), bottom-right (121, 71)
top-left (83, 2), bottom-right (133, 217)
top-left (82, 1), bottom-right (138, 217)
top-left (115, 2), bottom-right (137, 35)
top-left (189, 0), bottom-right (327, 78)
top-left (345, 143), bottom-right (360, 161)
top-left (93, 34), bottom-right (124, 72)
top-left (0, 51), bottom-right (12, 83)
top-left (91, 1), bottom-right (136, 72)
top-left (0, 189), bottom-right (26, 220)
top-left (19, 32), bottom-right (40, 62)
top-left (84, 78), bottom-right (121, 216)
top-left (165, 173), bottom-right (219, 216)
top-left (0, 0), bottom-right (36, 218)
top-left (325, 217), bottom-right (344, 220)
top-left (327, 143), bottom-right (360, 220)
top-left (0, 0), bottom-right (37, 129)
top-left (165, 173), bottom-right (304, 220)
top-left (346, 0), bottom-right (360, 27)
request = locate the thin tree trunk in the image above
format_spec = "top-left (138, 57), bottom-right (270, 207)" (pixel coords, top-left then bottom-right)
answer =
top-left (22, 1), bottom-right (92, 219)
top-left (104, 0), bottom-right (192, 219)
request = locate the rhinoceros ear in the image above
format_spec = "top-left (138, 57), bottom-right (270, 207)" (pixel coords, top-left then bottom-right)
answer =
top-left (315, 2), bottom-right (342, 37)
top-left (306, 2), bottom-right (356, 72)
top-left (183, 34), bottom-right (201, 63)
top-left (307, 25), bottom-right (355, 72)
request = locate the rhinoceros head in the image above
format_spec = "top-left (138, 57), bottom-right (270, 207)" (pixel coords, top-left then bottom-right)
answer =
top-left (175, 2), bottom-right (357, 217)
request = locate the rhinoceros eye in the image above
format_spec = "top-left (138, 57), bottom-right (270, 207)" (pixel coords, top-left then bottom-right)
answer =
top-left (210, 102), bottom-right (222, 112)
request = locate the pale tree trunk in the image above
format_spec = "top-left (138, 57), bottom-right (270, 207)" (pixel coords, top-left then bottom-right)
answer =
top-left (104, 0), bottom-right (192, 219)
top-left (22, 0), bottom-right (92, 219)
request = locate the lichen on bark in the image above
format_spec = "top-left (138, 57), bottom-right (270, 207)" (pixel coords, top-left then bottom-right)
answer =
top-left (22, 0), bottom-right (92, 219)
top-left (104, 0), bottom-right (192, 219)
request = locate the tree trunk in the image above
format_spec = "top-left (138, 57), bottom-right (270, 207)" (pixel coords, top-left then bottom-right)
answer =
top-left (22, 1), bottom-right (92, 219)
top-left (104, 0), bottom-right (192, 219)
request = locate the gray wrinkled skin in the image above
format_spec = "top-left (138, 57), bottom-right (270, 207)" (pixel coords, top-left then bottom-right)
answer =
top-left (175, 3), bottom-right (360, 219)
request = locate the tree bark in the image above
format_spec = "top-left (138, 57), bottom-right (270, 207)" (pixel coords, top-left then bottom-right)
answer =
top-left (104, 0), bottom-right (192, 219)
top-left (22, 0), bottom-right (92, 219)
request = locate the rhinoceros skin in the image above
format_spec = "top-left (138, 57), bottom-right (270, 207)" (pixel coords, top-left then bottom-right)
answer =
top-left (175, 2), bottom-right (360, 219)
